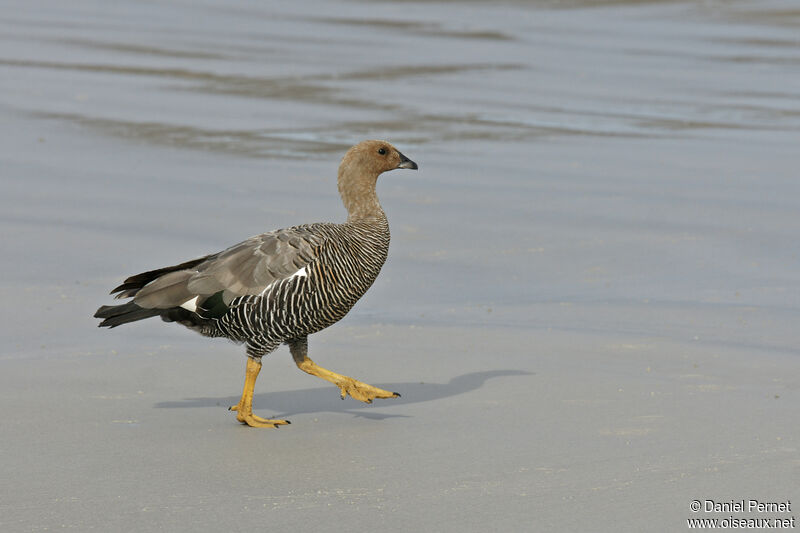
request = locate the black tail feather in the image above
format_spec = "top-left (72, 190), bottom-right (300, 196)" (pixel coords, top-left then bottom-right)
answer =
top-left (97, 254), bottom-right (214, 328)
top-left (94, 301), bottom-right (161, 328)
top-left (109, 256), bottom-right (210, 297)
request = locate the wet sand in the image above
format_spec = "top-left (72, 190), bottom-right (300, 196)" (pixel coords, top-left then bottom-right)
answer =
top-left (1, 1), bottom-right (799, 531)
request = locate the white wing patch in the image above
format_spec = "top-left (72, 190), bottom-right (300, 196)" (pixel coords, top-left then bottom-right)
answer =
top-left (287, 266), bottom-right (308, 280)
top-left (180, 296), bottom-right (200, 312)
top-left (259, 266), bottom-right (308, 296)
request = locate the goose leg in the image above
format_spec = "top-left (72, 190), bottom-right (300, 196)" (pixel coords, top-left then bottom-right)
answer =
top-left (229, 357), bottom-right (290, 428)
top-left (289, 338), bottom-right (400, 403)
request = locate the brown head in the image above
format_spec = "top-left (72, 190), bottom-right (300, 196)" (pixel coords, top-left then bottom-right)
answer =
top-left (337, 140), bottom-right (418, 221)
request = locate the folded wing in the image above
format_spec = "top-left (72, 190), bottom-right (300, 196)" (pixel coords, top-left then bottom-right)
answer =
top-left (121, 227), bottom-right (324, 314)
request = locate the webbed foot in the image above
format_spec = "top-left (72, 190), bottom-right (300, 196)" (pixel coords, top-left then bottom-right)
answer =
top-left (335, 378), bottom-right (400, 404)
top-left (229, 403), bottom-right (290, 428)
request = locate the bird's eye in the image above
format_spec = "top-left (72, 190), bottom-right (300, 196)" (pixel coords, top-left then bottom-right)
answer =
top-left (377, 148), bottom-right (387, 155)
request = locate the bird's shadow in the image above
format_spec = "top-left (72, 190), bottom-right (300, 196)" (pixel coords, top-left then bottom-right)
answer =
top-left (155, 369), bottom-right (532, 420)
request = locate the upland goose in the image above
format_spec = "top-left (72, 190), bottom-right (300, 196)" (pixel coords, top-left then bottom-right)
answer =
top-left (95, 140), bottom-right (418, 427)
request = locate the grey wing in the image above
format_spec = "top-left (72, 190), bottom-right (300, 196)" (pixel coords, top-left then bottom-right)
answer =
top-left (133, 227), bottom-right (324, 309)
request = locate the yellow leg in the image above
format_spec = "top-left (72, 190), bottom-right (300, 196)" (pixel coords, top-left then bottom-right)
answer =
top-left (229, 358), bottom-right (290, 428)
top-left (289, 338), bottom-right (400, 403)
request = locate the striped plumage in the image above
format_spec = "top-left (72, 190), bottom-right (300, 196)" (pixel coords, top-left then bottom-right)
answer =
top-left (215, 219), bottom-right (390, 356)
top-left (95, 140), bottom-right (418, 428)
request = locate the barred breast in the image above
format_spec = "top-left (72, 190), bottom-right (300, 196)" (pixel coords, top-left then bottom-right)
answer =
top-left (217, 216), bottom-right (390, 356)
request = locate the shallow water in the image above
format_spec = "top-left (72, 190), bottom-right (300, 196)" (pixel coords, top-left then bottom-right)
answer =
top-left (0, 2), bottom-right (800, 324)
top-left (1, 0), bottom-right (799, 531)
top-left (3, 0), bottom-right (799, 350)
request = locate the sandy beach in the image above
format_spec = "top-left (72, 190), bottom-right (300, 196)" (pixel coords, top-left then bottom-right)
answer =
top-left (1, 1), bottom-right (798, 531)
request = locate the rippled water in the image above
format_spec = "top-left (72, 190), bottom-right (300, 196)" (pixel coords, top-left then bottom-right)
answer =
top-left (4, 1), bottom-right (799, 153)
top-left (3, 0), bottom-right (800, 347)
